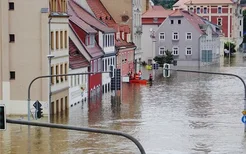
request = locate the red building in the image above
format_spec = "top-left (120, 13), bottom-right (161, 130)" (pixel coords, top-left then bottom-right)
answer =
top-left (68, 0), bottom-right (105, 98)
top-left (86, 0), bottom-right (136, 76)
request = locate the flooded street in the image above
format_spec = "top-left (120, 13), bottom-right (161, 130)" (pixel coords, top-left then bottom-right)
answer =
top-left (1, 53), bottom-right (246, 154)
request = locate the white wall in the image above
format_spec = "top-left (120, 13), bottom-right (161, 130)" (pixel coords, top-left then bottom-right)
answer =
top-left (142, 24), bottom-right (158, 63)
top-left (68, 67), bottom-right (88, 106)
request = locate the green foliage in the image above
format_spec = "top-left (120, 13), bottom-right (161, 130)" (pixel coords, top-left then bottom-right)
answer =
top-left (152, 0), bottom-right (177, 9)
top-left (153, 50), bottom-right (174, 67)
top-left (224, 42), bottom-right (236, 53)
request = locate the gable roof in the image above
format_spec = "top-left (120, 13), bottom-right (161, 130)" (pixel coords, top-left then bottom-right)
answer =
top-left (69, 38), bottom-right (90, 69)
top-left (168, 9), bottom-right (219, 36)
top-left (86, 0), bottom-right (135, 48)
top-left (68, 0), bottom-right (115, 33)
top-left (142, 5), bottom-right (173, 18)
top-left (69, 22), bottom-right (104, 59)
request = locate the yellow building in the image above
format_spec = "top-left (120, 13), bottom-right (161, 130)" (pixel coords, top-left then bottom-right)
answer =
top-left (0, 0), bottom-right (69, 115)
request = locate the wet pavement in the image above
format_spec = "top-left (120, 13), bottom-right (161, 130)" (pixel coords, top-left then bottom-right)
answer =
top-left (1, 53), bottom-right (246, 154)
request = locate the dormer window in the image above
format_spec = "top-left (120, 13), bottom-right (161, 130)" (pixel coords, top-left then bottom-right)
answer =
top-left (189, 7), bottom-right (194, 12)
top-left (122, 32), bottom-right (125, 40)
top-left (103, 34), bottom-right (115, 47)
top-left (86, 34), bottom-right (95, 46)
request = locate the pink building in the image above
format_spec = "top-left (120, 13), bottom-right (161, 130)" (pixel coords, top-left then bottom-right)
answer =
top-left (86, 0), bottom-right (136, 76)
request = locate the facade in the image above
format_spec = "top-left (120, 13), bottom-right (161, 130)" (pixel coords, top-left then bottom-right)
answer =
top-left (69, 39), bottom-right (90, 107)
top-left (173, 0), bottom-right (243, 49)
top-left (0, 0), bottom-right (69, 115)
top-left (86, 0), bottom-right (136, 79)
top-left (142, 5), bottom-right (173, 63)
top-left (68, 0), bottom-right (115, 98)
top-left (100, 0), bottom-right (150, 72)
top-left (155, 9), bottom-right (221, 67)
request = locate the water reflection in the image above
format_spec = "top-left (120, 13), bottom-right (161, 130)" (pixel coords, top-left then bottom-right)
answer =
top-left (1, 53), bottom-right (246, 153)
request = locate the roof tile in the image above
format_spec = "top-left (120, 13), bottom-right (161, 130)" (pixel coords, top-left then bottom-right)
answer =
top-left (142, 5), bottom-right (173, 18)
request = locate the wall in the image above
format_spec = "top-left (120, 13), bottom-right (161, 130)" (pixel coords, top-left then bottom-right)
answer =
top-left (142, 24), bottom-right (158, 62)
top-left (88, 60), bottom-right (102, 98)
top-left (155, 17), bottom-right (200, 67)
top-left (68, 67), bottom-right (88, 107)
top-left (117, 48), bottom-right (135, 76)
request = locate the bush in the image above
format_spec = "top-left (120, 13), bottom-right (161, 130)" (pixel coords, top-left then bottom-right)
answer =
top-left (153, 50), bottom-right (174, 67)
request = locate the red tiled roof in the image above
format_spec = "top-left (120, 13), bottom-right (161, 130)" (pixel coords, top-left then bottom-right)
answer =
top-left (68, 0), bottom-right (115, 33)
top-left (86, 0), bottom-right (135, 48)
top-left (69, 38), bottom-right (90, 69)
top-left (184, 0), bottom-right (233, 4)
top-left (68, 4), bottom-right (97, 34)
top-left (142, 5), bottom-right (173, 18)
top-left (69, 23), bottom-right (104, 59)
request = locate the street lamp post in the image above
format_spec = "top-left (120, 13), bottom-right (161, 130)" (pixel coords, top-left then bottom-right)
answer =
top-left (27, 71), bottom-right (111, 121)
top-left (149, 28), bottom-right (155, 64)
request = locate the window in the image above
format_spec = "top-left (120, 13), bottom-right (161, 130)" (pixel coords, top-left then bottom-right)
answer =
top-left (204, 7), bottom-right (207, 14)
top-left (172, 32), bottom-right (179, 40)
top-left (60, 31), bottom-right (63, 49)
top-left (153, 17), bottom-right (158, 23)
top-left (51, 66), bottom-right (54, 84)
top-left (61, 0), bottom-right (66, 12)
top-left (9, 34), bottom-right (15, 42)
top-left (202, 50), bottom-right (212, 62)
top-left (186, 32), bottom-right (192, 40)
top-left (240, 20), bottom-right (242, 26)
top-left (86, 35), bottom-right (95, 46)
top-left (56, 65), bottom-right (59, 83)
top-left (240, 9), bottom-right (242, 15)
top-left (64, 31), bottom-right (67, 48)
top-left (10, 71), bottom-right (15, 80)
top-left (159, 47), bottom-right (165, 55)
top-left (51, 32), bottom-right (54, 50)
top-left (189, 7), bottom-right (193, 12)
top-left (186, 47), bottom-right (192, 55)
top-left (60, 64), bottom-right (63, 82)
top-left (240, 31), bottom-right (242, 37)
top-left (159, 32), bottom-right (165, 40)
top-left (178, 20), bottom-right (181, 24)
top-left (218, 6), bottom-right (222, 13)
top-left (56, 31), bottom-right (59, 49)
top-left (217, 18), bottom-right (222, 26)
top-left (171, 20), bottom-right (174, 24)
top-left (197, 7), bottom-right (200, 14)
top-left (64, 63), bottom-right (67, 80)
top-left (172, 47), bottom-right (179, 55)
top-left (9, 2), bottom-right (14, 10)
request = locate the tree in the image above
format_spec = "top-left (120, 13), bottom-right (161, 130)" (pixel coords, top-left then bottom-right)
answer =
top-left (153, 50), bottom-right (174, 67)
top-left (224, 42), bottom-right (236, 57)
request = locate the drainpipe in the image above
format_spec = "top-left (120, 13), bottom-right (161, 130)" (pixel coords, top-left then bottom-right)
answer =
top-left (48, 17), bottom-right (52, 123)
top-left (198, 35), bottom-right (202, 70)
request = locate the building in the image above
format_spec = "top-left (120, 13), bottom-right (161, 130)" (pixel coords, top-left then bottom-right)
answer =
top-left (173, 0), bottom-right (243, 49)
top-left (0, 0), bottom-right (69, 115)
top-left (142, 5), bottom-right (173, 64)
top-left (68, 0), bottom-right (115, 98)
top-left (100, 0), bottom-right (150, 72)
top-left (68, 39), bottom-right (90, 107)
top-left (86, 0), bottom-right (136, 79)
top-left (155, 9), bottom-right (221, 67)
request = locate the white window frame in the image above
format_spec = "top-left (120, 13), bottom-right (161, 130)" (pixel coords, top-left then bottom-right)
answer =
top-left (203, 7), bottom-right (207, 14)
top-left (172, 32), bottom-right (179, 40)
top-left (217, 18), bottom-right (222, 26)
top-left (186, 32), bottom-right (192, 40)
top-left (186, 47), bottom-right (192, 55)
top-left (217, 6), bottom-right (222, 14)
top-left (172, 47), bottom-right (179, 55)
top-left (159, 32), bottom-right (165, 40)
top-left (196, 7), bottom-right (200, 14)
top-left (159, 47), bottom-right (165, 55)
top-left (189, 7), bottom-right (194, 12)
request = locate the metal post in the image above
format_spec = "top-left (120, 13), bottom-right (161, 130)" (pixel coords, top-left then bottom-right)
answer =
top-left (48, 17), bottom-right (52, 123)
top-left (7, 118), bottom-right (146, 154)
top-left (27, 72), bottom-right (111, 121)
top-left (120, 54), bottom-right (123, 102)
top-left (168, 68), bottom-right (246, 132)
